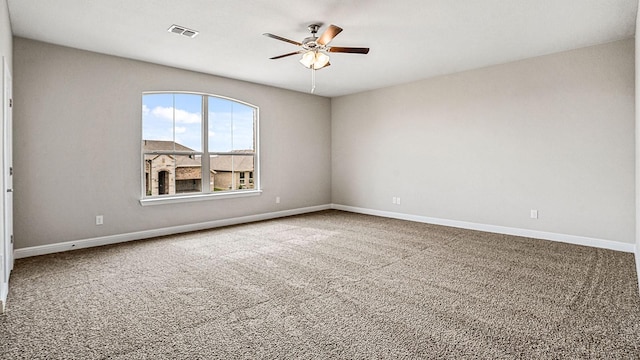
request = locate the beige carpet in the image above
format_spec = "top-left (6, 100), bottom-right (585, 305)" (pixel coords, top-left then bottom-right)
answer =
top-left (1, 210), bottom-right (639, 359)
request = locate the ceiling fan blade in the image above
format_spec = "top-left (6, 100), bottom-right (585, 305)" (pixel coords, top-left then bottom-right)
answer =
top-left (263, 33), bottom-right (302, 46)
top-left (269, 51), bottom-right (303, 60)
top-left (317, 25), bottom-right (343, 46)
top-left (328, 47), bottom-right (370, 54)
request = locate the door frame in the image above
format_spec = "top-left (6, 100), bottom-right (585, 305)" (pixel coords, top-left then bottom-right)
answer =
top-left (1, 56), bottom-right (12, 313)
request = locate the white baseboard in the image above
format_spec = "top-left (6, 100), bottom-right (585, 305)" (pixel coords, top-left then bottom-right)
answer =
top-left (331, 204), bottom-right (636, 253)
top-left (1, 282), bottom-right (7, 314)
top-left (14, 204), bottom-right (331, 259)
top-left (636, 248), bottom-right (640, 296)
top-left (13, 203), bottom-right (636, 259)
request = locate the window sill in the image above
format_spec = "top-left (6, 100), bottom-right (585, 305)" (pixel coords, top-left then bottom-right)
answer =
top-left (139, 190), bottom-right (262, 206)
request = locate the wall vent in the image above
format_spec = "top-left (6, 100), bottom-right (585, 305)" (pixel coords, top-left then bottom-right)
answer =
top-left (168, 24), bottom-right (199, 38)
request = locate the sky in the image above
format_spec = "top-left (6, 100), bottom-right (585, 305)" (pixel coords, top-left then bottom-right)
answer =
top-left (142, 93), bottom-right (255, 152)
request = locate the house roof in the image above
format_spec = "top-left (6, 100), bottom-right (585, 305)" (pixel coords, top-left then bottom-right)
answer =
top-left (144, 140), bottom-right (253, 172)
top-left (144, 141), bottom-right (201, 167)
top-left (176, 156), bottom-right (201, 168)
top-left (210, 153), bottom-right (254, 172)
top-left (143, 140), bottom-right (195, 152)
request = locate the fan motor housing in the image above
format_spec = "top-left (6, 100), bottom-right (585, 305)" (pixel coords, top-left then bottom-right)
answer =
top-left (302, 36), bottom-right (319, 50)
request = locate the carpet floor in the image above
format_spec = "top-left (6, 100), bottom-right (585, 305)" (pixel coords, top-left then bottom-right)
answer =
top-left (1, 210), bottom-right (639, 359)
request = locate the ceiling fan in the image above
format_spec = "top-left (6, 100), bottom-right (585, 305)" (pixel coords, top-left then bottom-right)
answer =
top-left (263, 24), bottom-right (369, 70)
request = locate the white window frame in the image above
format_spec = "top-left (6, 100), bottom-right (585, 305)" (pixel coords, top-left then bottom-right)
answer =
top-left (140, 91), bottom-right (260, 206)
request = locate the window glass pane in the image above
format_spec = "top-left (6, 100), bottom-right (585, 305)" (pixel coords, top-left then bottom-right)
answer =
top-left (143, 154), bottom-right (202, 196)
top-left (208, 97), bottom-right (233, 152)
top-left (143, 93), bottom-right (202, 152)
top-left (143, 93), bottom-right (174, 144)
top-left (175, 155), bottom-right (202, 193)
top-left (143, 154), bottom-right (154, 196)
top-left (232, 104), bottom-right (255, 151)
top-left (173, 94), bottom-right (202, 152)
top-left (209, 154), bottom-right (254, 191)
top-left (143, 153), bottom-right (175, 196)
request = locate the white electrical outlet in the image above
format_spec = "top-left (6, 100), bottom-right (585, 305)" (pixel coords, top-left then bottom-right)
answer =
top-left (392, 197), bottom-right (397, 204)
top-left (96, 215), bottom-right (104, 225)
top-left (276, 196), bottom-right (280, 204)
top-left (530, 210), bottom-right (538, 219)
top-left (396, 197), bottom-right (401, 205)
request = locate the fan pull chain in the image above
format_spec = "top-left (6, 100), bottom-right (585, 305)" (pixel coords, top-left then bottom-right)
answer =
top-left (311, 68), bottom-right (316, 93)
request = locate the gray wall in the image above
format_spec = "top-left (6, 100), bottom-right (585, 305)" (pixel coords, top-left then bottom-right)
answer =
top-left (10, 36), bottom-right (638, 249)
top-left (13, 38), bottom-right (332, 249)
top-left (332, 39), bottom-right (635, 244)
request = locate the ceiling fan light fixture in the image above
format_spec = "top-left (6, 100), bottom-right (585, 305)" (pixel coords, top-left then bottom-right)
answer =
top-left (314, 52), bottom-right (330, 69)
top-left (299, 51), bottom-right (316, 68)
top-left (299, 51), bottom-right (330, 70)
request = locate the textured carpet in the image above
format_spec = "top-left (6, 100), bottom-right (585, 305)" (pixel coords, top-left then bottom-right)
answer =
top-left (1, 210), bottom-right (639, 359)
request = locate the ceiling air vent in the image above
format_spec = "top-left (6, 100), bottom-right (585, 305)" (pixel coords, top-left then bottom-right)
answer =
top-left (168, 24), bottom-right (199, 38)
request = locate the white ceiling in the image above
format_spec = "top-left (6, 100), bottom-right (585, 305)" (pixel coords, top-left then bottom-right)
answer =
top-left (6, 0), bottom-right (638, 97)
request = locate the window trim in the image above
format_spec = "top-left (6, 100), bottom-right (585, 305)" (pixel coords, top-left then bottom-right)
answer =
top-left (140, 91), bottom-right (260, 204)
top-left (139, 189), bottom-right (262, 206)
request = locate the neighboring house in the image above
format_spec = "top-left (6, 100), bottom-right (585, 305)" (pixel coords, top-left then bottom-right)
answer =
top-left (143, 140), bottom-right (254, 196)
top-left (143, 140), bottom-right (206, 196)
top-left (210, 153), bottom-right (254, 191)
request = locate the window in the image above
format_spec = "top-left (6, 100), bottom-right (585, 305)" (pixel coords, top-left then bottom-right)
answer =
top-left (142, 92), bottom-right (258, 201)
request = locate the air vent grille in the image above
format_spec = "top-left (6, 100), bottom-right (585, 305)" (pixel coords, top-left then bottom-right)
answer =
top-left (168, 24), bottom-right (199, 38)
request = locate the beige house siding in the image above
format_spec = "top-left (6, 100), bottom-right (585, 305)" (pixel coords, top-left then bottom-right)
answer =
top-left (213, 172), bottom-right (233, 191)
top-left (212, 171), bottom-right (254, 191)
top-left (145, 154), bottom-right (176, 196)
